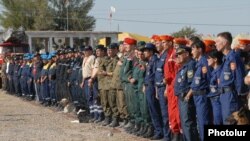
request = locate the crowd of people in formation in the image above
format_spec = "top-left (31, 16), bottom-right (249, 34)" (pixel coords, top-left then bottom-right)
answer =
top-left (1, 31), bottom-right (250, 141)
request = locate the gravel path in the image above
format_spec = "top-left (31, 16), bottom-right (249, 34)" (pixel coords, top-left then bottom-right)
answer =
top-left (0, 90), bottom-right (149, 141)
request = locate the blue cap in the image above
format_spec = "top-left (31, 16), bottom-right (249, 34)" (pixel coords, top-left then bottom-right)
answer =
top-left (141, 43), bottom-right (156, 52)
top-left (41, 54), bottom-right (48, 60)
top-left (47, 54), bottom-right (52, 60)
top-left (24, 53), bottom-right (31, 57)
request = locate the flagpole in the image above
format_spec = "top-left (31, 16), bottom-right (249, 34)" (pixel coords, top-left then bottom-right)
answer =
top-left (109, 10), bottom-right (112, 32)
top-left (109, 6), bottom-right (116, 32)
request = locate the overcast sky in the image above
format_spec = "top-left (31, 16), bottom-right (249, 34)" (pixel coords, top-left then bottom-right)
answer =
top-left (0, 0), bottom-right (249, 36)
top-left (90, 0), bottom-right (250, 36)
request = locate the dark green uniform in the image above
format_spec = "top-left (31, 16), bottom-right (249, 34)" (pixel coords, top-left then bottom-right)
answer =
top-left (120, 52), bottom-right (137, 121)
top-left (132, 60), bottom-right (150, 126)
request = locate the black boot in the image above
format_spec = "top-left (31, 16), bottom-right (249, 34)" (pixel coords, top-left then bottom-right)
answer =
top-left (143, 125), bottom-right (154, 138)
top-left (101, 116), bottom-right (111, 126)
top-left (109, 117), bottom-right (119, 127)
top-left (172, 133), bottom-right (183, 141)
top-left (135, 124), bottom-right (145, 136)
top-left (131, 123), bottom-right (141, 135)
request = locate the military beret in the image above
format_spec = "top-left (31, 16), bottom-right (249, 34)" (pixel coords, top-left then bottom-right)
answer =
top-left (151, 35), bottom-right (159, 40)
top-left (160, 35), bottom-right (174, 41)
top-left (173, 38), bottom-right (188, 45)
top-left (108, 43), bottom-right (119, 49)
top-left (124, 38), bottom-right (137, 45)
top-left (238, 39), bottom-right (250, 45)
top-left (176, 46), bottom-right (191, 55)
top-left (154, 36), bottom-right (161, 41)
top-left (203, 39), bottom-right (215, 53)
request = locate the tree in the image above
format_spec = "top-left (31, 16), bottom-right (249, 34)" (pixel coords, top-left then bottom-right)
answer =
top-left (0, 0), bottom-right (36, 30)
top-left (171, 26), bottom-right (197, 38)
top-left (33, 0), bottom-right (54, 30)
top-left (0, 0), bottom-right (96, 31)
top-left (48, 0), bottom-right (96, 31)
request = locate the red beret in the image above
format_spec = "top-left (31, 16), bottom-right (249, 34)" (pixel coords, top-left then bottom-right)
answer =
top-left (151, 35), bottom-right (161, 41)
top-left (124, 38), bottom-right (137, 45)
top-left (173, 38), bottom-right (188, 45)
top-left (238, 39), bottom-right (250, 45)
top-left (203, 39), bottom-right (215, 53)
top-left (151, 34), bottom-right (158, 39)
top-left (160, 35), bottom-right (174, 41)
top-left (203, 39), bottom-right (215, 46)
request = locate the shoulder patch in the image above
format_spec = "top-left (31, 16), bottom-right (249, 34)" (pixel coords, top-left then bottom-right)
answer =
top-left (230, 62), bottom-right (236, 70)
top-left (187, 70), bottom-right (194, 78)
top-left (202, 66), bottom-right (207, 74)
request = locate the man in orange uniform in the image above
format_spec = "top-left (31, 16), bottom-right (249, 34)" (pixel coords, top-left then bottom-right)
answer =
top-left (164, 37), bottom-right (187, 141)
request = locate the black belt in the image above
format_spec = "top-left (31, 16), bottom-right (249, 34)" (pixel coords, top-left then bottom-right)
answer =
top-left (192, 89), bottom-right (207, 95)
top-left (220, 87), bottom-right (234, 94)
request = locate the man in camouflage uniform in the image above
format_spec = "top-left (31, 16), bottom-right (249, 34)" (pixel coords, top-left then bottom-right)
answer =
top-left (103, 43), bottom-right (120, 127)
top-left (110, 41), bottom-right (129, 127)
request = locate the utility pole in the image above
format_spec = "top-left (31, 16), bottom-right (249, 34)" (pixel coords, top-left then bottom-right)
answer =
top-left (65, 0), bottom-right (69, 31)
top-left (67, 7), bottom-right (68, 31)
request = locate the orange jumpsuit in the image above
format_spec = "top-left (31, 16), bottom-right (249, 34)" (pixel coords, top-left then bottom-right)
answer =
top-left (164, 48), bottom-right (182, 133)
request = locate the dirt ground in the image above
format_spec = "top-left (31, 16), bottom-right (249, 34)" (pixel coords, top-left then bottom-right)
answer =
top-left (0, 90), bottom-right (149, 141)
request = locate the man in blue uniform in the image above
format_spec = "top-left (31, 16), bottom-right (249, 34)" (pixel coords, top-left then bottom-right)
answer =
top-left (154, 35), bottom-right (172, 141)
top-left (215, 32), bottom-right (247, 124)
top-left (49, 53), bottom-right (57, 106)
top-left (40, 54), bottom-right (51, 106)
top-left (32, 53), bottom-right (43, 102)
top-left (174, 46), bottom-right (199, 141)
top-left (20, 54), bottom-right (32, 99)
top-left (142, 43), bottom-right (162, 139)
top-left (13, 57), bottom-right (22, 96)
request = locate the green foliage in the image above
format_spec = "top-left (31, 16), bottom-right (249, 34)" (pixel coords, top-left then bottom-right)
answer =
top-left (171, 26), bottom-right (197, 38)
top-left (0, 0), bottom-right (96, 31)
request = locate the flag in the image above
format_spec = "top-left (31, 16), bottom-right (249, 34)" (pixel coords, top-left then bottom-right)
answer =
top-left (109, 6), bottom-right (116, 20)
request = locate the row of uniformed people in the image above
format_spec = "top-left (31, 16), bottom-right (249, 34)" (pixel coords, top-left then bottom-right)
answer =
top-left (76, 34), bottom-right (249, 141)
top-left (2, 32), bottom-right (249, 141)
top-left (3, 49), bottom-right (86, 108)
top-left (118, 33), bottom-right (249, 141)
top-left (4, 54), bottom-right (37, 99)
